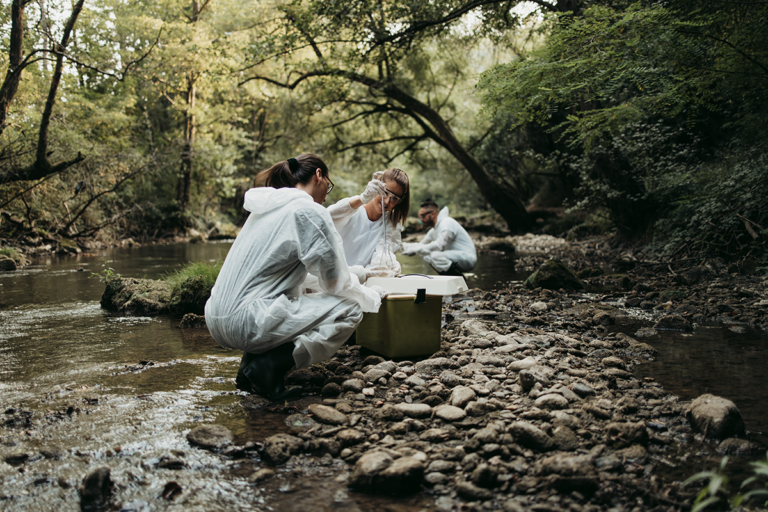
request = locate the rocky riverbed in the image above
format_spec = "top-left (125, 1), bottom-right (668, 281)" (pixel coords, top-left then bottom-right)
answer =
top-left (4, 234), bottom-right (767, 511)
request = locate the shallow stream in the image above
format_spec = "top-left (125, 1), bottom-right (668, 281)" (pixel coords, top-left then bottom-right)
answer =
top-left (1, 242), bottom-right (766, 510)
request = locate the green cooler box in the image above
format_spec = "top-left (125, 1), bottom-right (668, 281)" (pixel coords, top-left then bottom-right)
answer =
top-left (356, 275), bottom-right (468, 358)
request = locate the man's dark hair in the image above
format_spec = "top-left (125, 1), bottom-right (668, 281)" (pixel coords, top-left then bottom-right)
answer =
top-left (420, 199), bottom-right (439, 210)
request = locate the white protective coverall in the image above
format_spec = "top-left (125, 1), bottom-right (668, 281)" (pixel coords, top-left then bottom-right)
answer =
top-left (327, 197), bottom-right (402, 275)
top-left (406, 207), bottom-right (477, 272)
top-left (204, 187), bottom-right (381, 370)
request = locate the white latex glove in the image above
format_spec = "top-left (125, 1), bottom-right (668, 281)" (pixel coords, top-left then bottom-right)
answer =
top-left (349, 265), bottom-right (368, 284)
top-left (369, 285), bottom-right (389, 299)
top-left (360, 179), bottom-right (387, 204)
top-left (401, 242), bottom-right (419, 256)
top-left (366, 266), bottom-right (395, 279)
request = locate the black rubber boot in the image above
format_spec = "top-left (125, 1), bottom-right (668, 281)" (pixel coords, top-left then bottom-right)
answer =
top-left (236, 343), bottom-right (303, 401)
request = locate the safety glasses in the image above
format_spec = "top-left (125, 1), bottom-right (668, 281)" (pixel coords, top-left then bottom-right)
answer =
top-left (382, 188), bottom-right (403, 205)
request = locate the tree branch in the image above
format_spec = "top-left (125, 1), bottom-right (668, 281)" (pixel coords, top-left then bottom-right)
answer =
top-left (338, 135), bottom-right (427, 152)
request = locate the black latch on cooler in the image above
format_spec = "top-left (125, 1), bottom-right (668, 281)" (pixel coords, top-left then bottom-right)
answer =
top-left (415, 288), bottom-right (426, 304)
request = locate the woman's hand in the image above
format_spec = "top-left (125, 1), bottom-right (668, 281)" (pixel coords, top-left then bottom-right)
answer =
top-left (359, 178), bottom-right (387, 204)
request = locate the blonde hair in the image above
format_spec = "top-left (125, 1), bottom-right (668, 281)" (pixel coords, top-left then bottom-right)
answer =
top-left (382, 168), bottom-right (410, 228)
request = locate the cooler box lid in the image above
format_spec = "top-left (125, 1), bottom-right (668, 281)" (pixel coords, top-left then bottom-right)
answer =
top-left (366, 274), bottom-right (468, 296)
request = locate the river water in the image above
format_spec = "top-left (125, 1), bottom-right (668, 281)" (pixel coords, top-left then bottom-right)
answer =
top-left (1, 242), bottom-right (766, 510)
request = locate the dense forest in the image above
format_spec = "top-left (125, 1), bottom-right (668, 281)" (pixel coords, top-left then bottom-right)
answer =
top-left (1, 0), bottom-right (766, 267)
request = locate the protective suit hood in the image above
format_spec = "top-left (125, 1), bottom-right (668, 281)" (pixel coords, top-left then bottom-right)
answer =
top-left (244, 187), bottom-right (312, 215)
top-left (436, 206), bottom-right (450, 226)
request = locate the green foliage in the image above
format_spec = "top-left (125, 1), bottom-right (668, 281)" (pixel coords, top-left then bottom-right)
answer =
top-left (162, 260), bottom-right (221, 297)
top-left (90, 260), bottom-right (121, 283)
top-left (683, 452), bottom-right (768, 510)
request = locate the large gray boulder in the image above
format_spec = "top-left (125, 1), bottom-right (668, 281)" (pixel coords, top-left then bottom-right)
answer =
top-left (685, 394), bottom-right (746, 439)
top-left (523, 259), bottom-right (584, 290)
top-left (101, 277), bottom-right (171, 315)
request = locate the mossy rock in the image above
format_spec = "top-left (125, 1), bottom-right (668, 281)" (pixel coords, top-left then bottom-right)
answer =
top-left (168, 275), bottom-right (212, 317)
top-left (0, 255), bottom-right (17, 271)
top-left (524, 258), bottom-right (584, 290)
top-left (57, 237), bottom-right (81, 254)
top-left (101, 277), bottom-right (171, 315)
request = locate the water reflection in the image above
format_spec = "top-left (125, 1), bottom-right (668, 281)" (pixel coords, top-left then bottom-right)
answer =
top-left (618, 321), bottom-right (768, 446)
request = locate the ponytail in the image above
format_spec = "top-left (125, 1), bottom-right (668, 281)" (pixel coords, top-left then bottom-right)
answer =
top-left (255, 153), bottom-right (328, 189)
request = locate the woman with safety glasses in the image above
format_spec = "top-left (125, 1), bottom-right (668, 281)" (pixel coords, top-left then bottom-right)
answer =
top-left (326, 168), bottom-right (410, 281)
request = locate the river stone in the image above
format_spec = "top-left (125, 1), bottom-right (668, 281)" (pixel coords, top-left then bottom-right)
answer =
top-left (420, 428), bottom-right (450, 443)
top-left (342, 379), bottom-right (365, 392)
top-left (471, 463), bottom-right (502, 488)
top-left (349, 451), bottom-right (393, 488)
top-left (717, 438), bottom-right (766, 456)
top-left (308, 404), bottom-right (348, 425)
top-left (558, 387), bottom-right (581, 403)
top-left (519, 370), bottom-right (550, 392)
top-left (377, 456), bottom-right (424, 492)
top-left (615, 444), bottom-right (648, 464)
top-left (471, 337), bottom-right (494, 349)
top-left (476, 354), bottom-right (505, 367)
top-left (456, 480), bottom-right (494, 501)
top-left (523, 258), bottom-right (584, 290)
top-left (507, 357), bottom-right (538, 371)
top-left (494, 344), bottom-right (524, 354)
top-left (376, 361), bottom-right (398, 374)
top-left (605, 421), bottom-right (648, 447)
top-left (414, 357), bottom-right (451, 374)
top-left (285, 414), bottom-right (316, 432)
top-left (450, 386), bottom-right (477, 408)
top-left (601, 356), bottom-right (626, 369)
top-left (624, 342), bottom-right (658, 357)
top-left (80, 467), bottom-right (113, 512)
top-left (434, 404), bottom-right (467, 422)
top-left (552, 426), bottom-right (580, 451)
top-left (534, 393), bottom-right (569, 410)
top-left (337, 429), bottom-right (366, 447)
top-left (538, 453), bottom-right (599, 495)
top-left (635, 327), bottom-right (658, 337)
top-left (653, 314), bottom-right (692, 331)
top-left (4, 453), bottom-right (29, 466)
top-left (364, 368), bottom-right (390, 383)
top-left (440, 371), bottom-right (463, 388)
top-left (179, 313), bottom-right (206, 328)
top-left (461, 319), bottom-right (494, 337)
top-left (322, 382), bottom-right (342, 397)
top-left (404, 375), bottom-right (426, 387)
top-left (424, 472), bottom-right (449, 486)
top-left (186, 424), bottom-right (234, 451)
top-left (394, 403), bottom-right (432, 418)
top-left (250, 468), bottom-right (275, 483)
top-left (376, 404), bottom-right (404, 422)
top-left (685, 394), bottom-right (746, 439)
top-left (510, 421), bottom-right (554, 452)
top-left (593, 311), bottom-right (615, 326)
top-left (539, 453), bottom-right (595, 477)
top-left (263, 434), bottom-right (304, 464)
top-left (427, 460), bottom-right (457, 473)
top-left (530, 301), bottom-right (548, 312)
top-left (465, 399), bottom-right (497, 417)
top-left (0, 256), bottom-right (17, 271)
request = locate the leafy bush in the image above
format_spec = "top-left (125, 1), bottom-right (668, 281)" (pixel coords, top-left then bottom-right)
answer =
top-left (684, 452), bottom-right (768, 511)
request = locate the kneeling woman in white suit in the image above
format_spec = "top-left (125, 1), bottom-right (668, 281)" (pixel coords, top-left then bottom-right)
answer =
top-left (204, 154), bottom-right (385, 400)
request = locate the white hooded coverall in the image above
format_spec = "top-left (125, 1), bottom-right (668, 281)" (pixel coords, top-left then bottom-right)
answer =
top-left (327, 197), bottom-right (402, 274)
top-left (204, 187), bottom-right (381, 370)
top-left (409, 207), bottom-right (477, 272)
